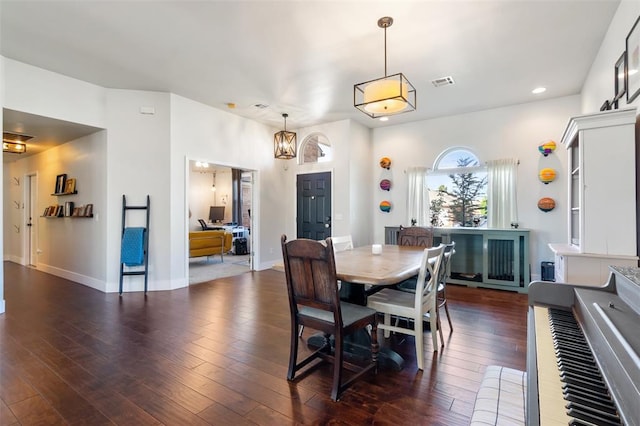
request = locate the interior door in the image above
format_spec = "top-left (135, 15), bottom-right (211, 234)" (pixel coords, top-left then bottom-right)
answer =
top-left (26, 174), bottom-right (38, 266)
top-left (296, 172), bottom-right (331, 239)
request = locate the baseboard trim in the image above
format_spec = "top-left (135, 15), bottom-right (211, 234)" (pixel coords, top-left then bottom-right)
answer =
top-left (35, 263), bottom-right (106, 292)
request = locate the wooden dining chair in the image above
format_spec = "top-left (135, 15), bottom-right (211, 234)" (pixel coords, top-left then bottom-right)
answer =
top-left (437, 241), bottom-right (456, 331)
top-left (331, 234), bottom-right (354, 252)
top-left (366, 244), bottom-right (445, 370)
top-left (395, 241), bottom-right (456, 339)
top-left (299, 234), bottom-right (354, 337)
top-left (398, 225), bottom-right (434, 248)
top-left (281, 235), bottom-right (378, 401)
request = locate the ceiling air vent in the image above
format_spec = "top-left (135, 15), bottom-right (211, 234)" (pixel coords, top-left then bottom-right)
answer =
top-left (431, 76), bottom-right (455, 87)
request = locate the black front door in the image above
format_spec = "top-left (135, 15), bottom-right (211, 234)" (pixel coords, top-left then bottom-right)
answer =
top-left (296, 172), bottom-right (331, 239)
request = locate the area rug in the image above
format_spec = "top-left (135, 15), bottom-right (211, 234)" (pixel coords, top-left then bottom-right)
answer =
top-left (189, 254), bottom-right (251, 284)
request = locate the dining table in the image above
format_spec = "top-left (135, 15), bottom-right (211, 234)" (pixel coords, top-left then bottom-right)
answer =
top-left (274, 243), bottom-right (427, 370)
top-left (333, 244), bottom-right (425, 305)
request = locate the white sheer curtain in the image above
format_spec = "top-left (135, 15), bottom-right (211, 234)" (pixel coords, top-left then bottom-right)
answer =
top-left (406, 167), bottom-right (430, 226)
top-left (487, 158), bottom-right (518, 228)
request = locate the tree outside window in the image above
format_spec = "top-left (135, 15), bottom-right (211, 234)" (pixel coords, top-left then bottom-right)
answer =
top-left (428, 149), bottom-right (487, 227)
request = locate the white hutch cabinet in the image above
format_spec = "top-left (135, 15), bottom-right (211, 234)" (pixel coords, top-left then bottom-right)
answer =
top-left (549, 108), bottom-right (638, 285)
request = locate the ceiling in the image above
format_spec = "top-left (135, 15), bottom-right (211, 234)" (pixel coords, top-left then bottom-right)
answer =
top-left (1, 0), bottom-right (620, 160)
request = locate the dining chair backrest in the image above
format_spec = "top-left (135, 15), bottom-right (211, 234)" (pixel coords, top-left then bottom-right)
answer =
top-left (281, 236), bottom-right (342, 325)
top-left (398, 226), bottom-right (434, 248)
top-left (331, 235), bottom-right (354, 252)
top-left (198, 219), bottom-right (209, 230)
top-left (415, 244), bottom-right (445, 306)
top-left (437, 241), bottom-right (456, 286)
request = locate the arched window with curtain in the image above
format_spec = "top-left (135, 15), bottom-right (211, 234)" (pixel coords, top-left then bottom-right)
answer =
top-left (427, 147), bottom-right (488, 227)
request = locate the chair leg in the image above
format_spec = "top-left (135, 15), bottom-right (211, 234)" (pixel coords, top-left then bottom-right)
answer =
top-left (287, 322), bottom-right (299, 380)
top-left (383, 313), bottom-right (391, 338)
top-left (429, 308), bottom-right (439, 352)
top-left (331, 333), bottom-right (344, 401)
top-left (370, 321), bottom-right (379, 373)
top-left (415, 312), bottom-right (424, 370)
top-left (443, 301), bottom-right (453, 331)
top-left (436, 310), bottom-right (444, 348)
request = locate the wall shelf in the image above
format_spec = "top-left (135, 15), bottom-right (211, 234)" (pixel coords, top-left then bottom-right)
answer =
top-left (45, 175), bottom-right (93, 218)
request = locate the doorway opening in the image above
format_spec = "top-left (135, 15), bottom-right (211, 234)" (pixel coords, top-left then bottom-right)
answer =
top-left (187, 160), bottom-right (255, 284)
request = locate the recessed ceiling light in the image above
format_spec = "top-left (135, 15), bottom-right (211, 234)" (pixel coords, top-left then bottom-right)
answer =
top-left (532, 87), bottom-right (546, 94)
top-left (379, 117), bottom-right (389, 122)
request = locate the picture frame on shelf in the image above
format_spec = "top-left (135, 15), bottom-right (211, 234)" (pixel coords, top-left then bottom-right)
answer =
top-left (72, 207), bottom-right (80, 217)
top-left (43, 207), bottom-right (50, 217)
top-left (599, 100), bottom-right (611, 111)
top-left (64, 178), bottom-right (76, 194)
top-left (54, 174), bottom-right (67, 194)
top-left (626, 16), bottom-right (640, 103)
top-left (613, 52), bottom-right (626, 109)
top-left (85, 204), bottom-right (93, 217)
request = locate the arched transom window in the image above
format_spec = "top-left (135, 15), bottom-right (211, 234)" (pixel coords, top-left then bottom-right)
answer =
top-left (300, 133), bottom-right (332, 164)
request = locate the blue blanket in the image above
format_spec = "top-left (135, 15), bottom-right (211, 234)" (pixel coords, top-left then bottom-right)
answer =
top-left (121, 227), bottom-right (145, 266)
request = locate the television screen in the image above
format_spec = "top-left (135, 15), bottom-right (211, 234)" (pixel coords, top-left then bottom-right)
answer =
top-left (209, 206), bottom-right (225, 223)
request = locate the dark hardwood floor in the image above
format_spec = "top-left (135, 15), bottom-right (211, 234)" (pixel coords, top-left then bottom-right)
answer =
top-left (1, 262), bottom-right (528, 425)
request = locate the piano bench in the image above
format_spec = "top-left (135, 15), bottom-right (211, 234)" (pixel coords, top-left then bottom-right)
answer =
top-left (471, 365), bottom-right (527, 426)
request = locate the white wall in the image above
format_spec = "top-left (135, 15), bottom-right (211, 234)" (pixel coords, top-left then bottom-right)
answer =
top-left (582, 0), bottom-right (640, 113)
top-left (169, 94), bottom-right (281, 275)
top-left (3, 58), bottom-right (106, 128)
top-left (348, 121), bottom-right (373, 247)
top-left (189, 165), bottom-right (233, 230)
top-left (272, 119), bottom-right (372, 250)
top-left (371, 96), bottom-right (581, 280)
top-left (1, 0), bottom-right (636, 301)
top-left (4, 132), bottom-right (107, 288)
top-left (105, 89), bottom-right (172, 292)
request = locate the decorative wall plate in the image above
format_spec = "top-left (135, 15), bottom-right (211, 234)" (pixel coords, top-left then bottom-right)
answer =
top-left (538, 140), bottom-right (557, 156)
top-left (537, 197), bottom-right (556, 212)
top-left (379, 200), bottom-right (391, 212)
top-left (379, 179), bottom-right (391, 191)
top-left (538, 167), bottom-right (556, 184)
top-left (379, 157), bottom-right (391, 169)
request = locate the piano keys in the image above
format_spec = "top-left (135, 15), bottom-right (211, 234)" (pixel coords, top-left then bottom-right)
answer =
top-left (527, 265), bottom-right (640, 426)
